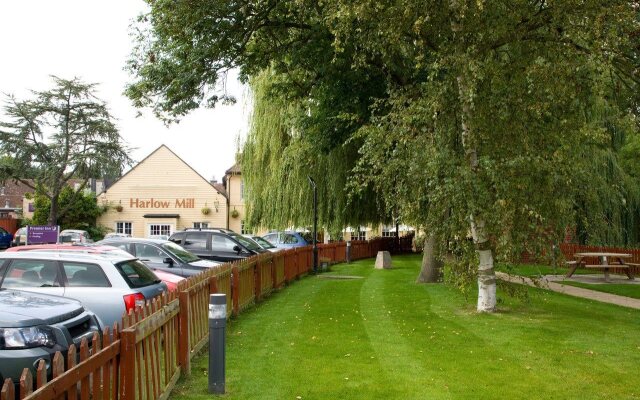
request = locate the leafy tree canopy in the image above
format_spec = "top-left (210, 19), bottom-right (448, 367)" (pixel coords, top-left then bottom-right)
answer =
top-left (127, 0), bottom-right (640, 310)
top-left (29, 186), bottom-right (108, 240)
top-left (0, 76), bottom-right (132, 225)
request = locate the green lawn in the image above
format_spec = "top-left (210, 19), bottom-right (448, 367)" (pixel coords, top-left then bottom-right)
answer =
top-left (558, 281), bottom-right (640, 299)
top-left (171, 255), bottom-right (640, 400)
top-left (495, 262), bottom-right (591, 277)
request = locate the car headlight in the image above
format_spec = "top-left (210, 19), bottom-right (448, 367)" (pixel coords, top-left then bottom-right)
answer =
top-left (0, 327), bottom-right (56, 349)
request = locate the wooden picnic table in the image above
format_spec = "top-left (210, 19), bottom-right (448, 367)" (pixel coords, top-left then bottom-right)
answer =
top-left (566, 252), bottom-right (635, 282)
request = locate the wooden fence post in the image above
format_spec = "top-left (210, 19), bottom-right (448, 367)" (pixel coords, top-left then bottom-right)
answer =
top-left (232, 265), bottom-right (240, 316)
top-left (271, 256), bottom-right (277, 289)
top-left (1, 378), bottom-right (14, 400)
top-left (119, 329), bottom-right (136, 400)
top-left (209, 274), bottom-right (218, 294)
top-left (293, 249), bottom-right (299, 279)
top-left (254, 259), bottom-right (262, 301)
top-left (178, 291), bottom-right (191, 376)
top-left (19, 369), bottom-right (32, 400)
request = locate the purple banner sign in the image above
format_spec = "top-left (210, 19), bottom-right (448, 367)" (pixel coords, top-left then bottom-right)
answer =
top-left (26, 225), bottom-right (59, 245)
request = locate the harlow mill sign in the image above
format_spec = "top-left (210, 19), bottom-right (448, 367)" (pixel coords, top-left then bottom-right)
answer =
top-left (129, 198), bottom-right (196, 209)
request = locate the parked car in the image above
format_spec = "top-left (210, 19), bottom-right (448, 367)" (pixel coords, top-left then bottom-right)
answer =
top-left (98, 237), bottom-right (221, 277)
top-left (59, 229), bottom-right (93, 244)
top-left (261, 231), bottom-right (309, 249)
top-left (103, 232), bottom-right (131, 239)
top-left (0, 227), bottom-right (12, 249)
top-left (243, 234), bottom-right (280, 253)
top-left (0, 289), bottom-right (101, 385)
top-left (4, 243), bottom-right (185, 291)
top-left (0, 251), bottom-right (167, 329)
top-left (148, 234), bottom-right (169, 240)
top-left (169, 229), bottom-right (267, 263)
top-left (11, 227), bottom-right (27, 247)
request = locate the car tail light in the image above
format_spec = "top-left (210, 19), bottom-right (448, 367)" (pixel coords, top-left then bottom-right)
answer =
top-left (123, 293), bottom-right (146, 313)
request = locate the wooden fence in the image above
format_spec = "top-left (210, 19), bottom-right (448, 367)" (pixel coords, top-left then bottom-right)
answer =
top-left (0, 218), bottom-right (17, 235)
top-left (1, 237), bottom-right (410, 400)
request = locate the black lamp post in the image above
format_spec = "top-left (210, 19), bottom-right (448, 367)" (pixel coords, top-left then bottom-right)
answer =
top-left (308, 176), bottom-right (318, 273)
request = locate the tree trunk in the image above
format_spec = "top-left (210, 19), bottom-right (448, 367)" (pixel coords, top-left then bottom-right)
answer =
top-left (455, 67), bottom-right (497, 311)
top-left (470, 218), bottom-right (496, 312)
top-left (416, 234), bottom-right (443, 283)
top-left (48, 195), bottom-right (59, 226)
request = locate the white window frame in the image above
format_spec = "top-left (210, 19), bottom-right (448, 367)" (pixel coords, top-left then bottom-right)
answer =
top-left (147, 223), bottom-right (173, 237)
top-left (240, 220), bottom-right (251, 235)
top-left (193, 222), bottom-right (209, 229)
top-left (116, 222), bottom-right (132, 235)
top-left (382, 225), bottom-right (394, 238)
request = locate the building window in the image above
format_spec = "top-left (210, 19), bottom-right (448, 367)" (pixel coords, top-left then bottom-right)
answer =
top-left (149, 224), bottom-right (172, 237)
top-left (382, 225), bottom-right (394, 237)
top-left (240, 220), bottom-right (250, 235)
top-left (355, 227), bottom-right (366, 241)
top-left (193, 222), bottom-right (209, 229)
top-left (116, 222), bottom-right (132, 235)
top-left (240, 179), bottom-right (244, 200)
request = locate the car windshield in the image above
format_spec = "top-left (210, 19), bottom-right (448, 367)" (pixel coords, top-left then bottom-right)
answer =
top-left (228, 233), bottom-right (262, 251)
top-left (252, 236), bottom-right (276, 249)
top-left (161, 242), bottom-right (200, 263)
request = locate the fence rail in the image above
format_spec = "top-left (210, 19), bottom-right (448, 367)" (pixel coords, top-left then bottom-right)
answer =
top-left (2, 237), bottom-right (411, 400)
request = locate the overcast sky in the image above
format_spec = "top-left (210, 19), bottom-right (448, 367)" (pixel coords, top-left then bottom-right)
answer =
top-left (0, 0), bottom-right (249, 182)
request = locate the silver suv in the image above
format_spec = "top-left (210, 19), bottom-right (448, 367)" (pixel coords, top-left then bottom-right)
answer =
top-left (0, 251), bottom-right (167, 329)
top-left (0, 289), bottom-right (100, 385)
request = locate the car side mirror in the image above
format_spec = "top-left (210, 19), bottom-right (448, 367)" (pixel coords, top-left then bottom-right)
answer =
top-left (163, 257), bottom-right (174, 266)
top-left (233, 245), bottom-right (242, 254)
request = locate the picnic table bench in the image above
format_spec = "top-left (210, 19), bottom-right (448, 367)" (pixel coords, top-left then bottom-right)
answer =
top-left (565, 252), bottom-right (635, 282)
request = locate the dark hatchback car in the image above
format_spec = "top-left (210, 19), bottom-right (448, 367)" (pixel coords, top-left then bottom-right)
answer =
top-left (0, 289), bottom-right (101, 385)
top-left (0, 227), bottom-right (12, 249)
top-left (98, 237), bottom-right (221, 277)
top-left (168, 229), bottom-right (267, 263)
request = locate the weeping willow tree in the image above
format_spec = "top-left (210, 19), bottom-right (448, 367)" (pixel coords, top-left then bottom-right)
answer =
top-left (241, 69), bottom-right (387, 234)
top-left (573, 95), bottom-right (640, 246)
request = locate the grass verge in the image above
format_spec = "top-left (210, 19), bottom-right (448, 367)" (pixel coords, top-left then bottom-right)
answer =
top-left (170, 255), bottom-right (640, 400)
top-left (557, 281), bottom-right (640, 299)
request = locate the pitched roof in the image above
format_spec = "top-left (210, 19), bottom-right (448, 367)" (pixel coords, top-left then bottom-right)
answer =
top-left (212, 183), bottom-right (227, 197)
top-left (101, 144), bottom-right (229, 199)
top-left (225, 163), bottom-right (241, 175)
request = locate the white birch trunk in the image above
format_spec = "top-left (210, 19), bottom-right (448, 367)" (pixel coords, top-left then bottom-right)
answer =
top-left (470, 218), bottom-right (497, 312)
top-left (451, 11), bottom-right (497, 311)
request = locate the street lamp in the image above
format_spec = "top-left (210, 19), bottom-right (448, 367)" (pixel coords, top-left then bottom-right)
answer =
top-left (308, 176), bottom-right (318, 274)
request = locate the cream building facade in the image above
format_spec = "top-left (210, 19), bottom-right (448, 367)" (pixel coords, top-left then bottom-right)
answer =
top-left (97, 145), bottom-right (228, 238)
top-left (223, 164), bottom-right (246, 234)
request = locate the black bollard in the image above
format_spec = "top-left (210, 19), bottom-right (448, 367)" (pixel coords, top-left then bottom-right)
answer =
top-left (208, 294), bottom-right (226, 394)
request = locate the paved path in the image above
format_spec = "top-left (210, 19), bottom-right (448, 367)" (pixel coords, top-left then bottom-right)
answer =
top-left (496, 272), bottom-right (640, 310)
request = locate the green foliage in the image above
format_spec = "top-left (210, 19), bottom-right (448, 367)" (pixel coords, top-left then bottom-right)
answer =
top-left (241, 70), bottom-right (386, 231)
top-left (0, 76), bottom-right (132, 225)
top-left (31, 186), bottom-right (107, 240)
top-left (127, 0), bottom-right (640, 293)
